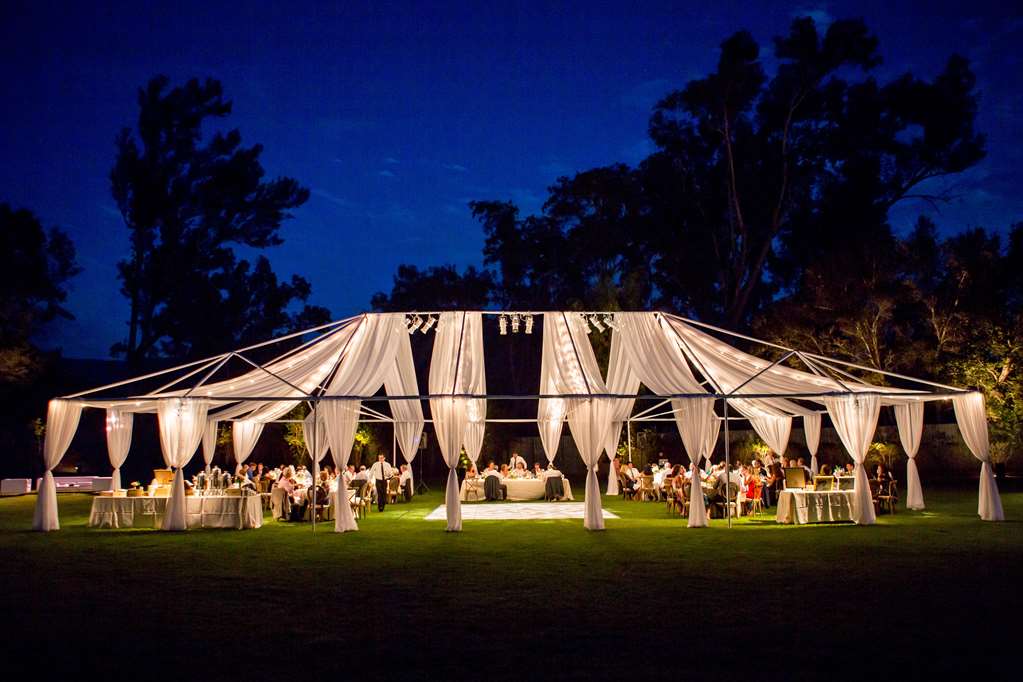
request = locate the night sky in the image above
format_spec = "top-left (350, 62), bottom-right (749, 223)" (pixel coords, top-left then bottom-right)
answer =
top-left (2, 1), bottom-right (1020, 358)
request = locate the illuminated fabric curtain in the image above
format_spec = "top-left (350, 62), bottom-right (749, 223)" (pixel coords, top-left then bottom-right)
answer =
top-left (157, 398), bottom-right (209, 531)
top-left (953, 393), bottom-right (1004, 521)
top-left (804, 413), bottom-right (821, 477)
top-left (893, 402), bottom-right (925, 510)
top-left (824, 395), bottom-right (880, 525)
top-left (105, 408), bottom-right (133, 490)
top-left (33, 399), bottom-right (83, 531)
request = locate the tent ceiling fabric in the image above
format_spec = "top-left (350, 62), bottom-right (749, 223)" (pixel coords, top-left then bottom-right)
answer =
top-left (35, 310), bottom-right (1003, 531)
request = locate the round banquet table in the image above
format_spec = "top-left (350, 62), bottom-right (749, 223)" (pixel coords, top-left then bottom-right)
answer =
top-left (459, 476), bottom-right (574, 501)
top-left (89, 494), bottom-right (264, 529)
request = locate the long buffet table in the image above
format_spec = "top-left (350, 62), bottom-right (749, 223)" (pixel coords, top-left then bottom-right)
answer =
top-left (89, 495), bottom-right (263, 529)
top-left (776, 489), bottom-right (856, 525)
top-left (460, 476), bottom-right (574, 502)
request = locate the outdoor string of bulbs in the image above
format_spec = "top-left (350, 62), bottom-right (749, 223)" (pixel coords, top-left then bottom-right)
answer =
top-left (404, 312), bottom-right (620, 335)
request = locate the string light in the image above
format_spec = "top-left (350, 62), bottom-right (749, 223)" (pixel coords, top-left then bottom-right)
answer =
top-left (498, 314), bottom-right (508, 335)
top-left (511, 314), bottom-right (521, 333)
top-left (524, 314), bottom-right (534, 334)
top-left (590, 314), bottom-right (606, 333)
top-left (407, 315), bottom-right (423, 334)
top-left (421, 315), bottom-right (437, 333)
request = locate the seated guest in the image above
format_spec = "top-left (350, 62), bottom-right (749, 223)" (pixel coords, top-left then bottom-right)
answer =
top-left (483, 461), bottom-right (500, 477)
top-left (342, 465), bottom-right (356, 483)
top-left (466, 464), bottom-right (479, 479)
top-left (533, 463), bottom-right (544, 478)
top-left (875, 463), bottom-right (893, 484)
top-left (399, 463), bottom-right (414, 501)
top-left (819, 464), bottom-right (832, 476)
top-left (509, 461), bottom-right (529, 479)
top-left (499, 464), bottom-right (510, 478)
top-left (354, 465), bottom-right (369, 481)
top-left (843, 462), bottom-right (855, 476)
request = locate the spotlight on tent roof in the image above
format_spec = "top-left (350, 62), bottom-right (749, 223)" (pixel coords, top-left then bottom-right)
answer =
top-left (524, 314), bottom-right (534, 334)
top-left (498, 314), bottom-right (508, 335)
top-left (603, 313), bottom-right (618, 331)
top-left (421, 315), bottom-right (437, 333)
top-left (511, 313), bottom-right (521, 333)
top-left (590, 314), bottom-right (606, 333)
top-left (407, 315), bottom-right (423, 334)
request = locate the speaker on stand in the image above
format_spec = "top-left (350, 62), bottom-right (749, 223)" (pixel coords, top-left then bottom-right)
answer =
top-left (416, 431), bottom-right (429, 494)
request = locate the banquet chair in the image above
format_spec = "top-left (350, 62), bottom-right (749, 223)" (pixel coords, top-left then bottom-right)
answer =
top-left (877, 480), bottom-right (897, 514)
top-left (868, 480), bottom-right (883, 515)
top-left (746, 484), bottom-right (764, 516)
top-left (544, 475), bottom-right (565, 501)
top-left (387, 477), bottom-right (401, 504)
top-left (484, 475), bottom-right (505, 501)
top-left (637, 475), bottom-right (656, 502)
top-left (716, 483), bottom-right (740, 519)
top-left (269, 486), bottom-right (290, 522)
top-left (464, 479), bottom-right (481, 502)
top-left (619, 473), bottom-right (635, 501)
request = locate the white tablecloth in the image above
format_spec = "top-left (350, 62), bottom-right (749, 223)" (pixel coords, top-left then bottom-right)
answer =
top-left (460, 477), bottom-right (574, 501)
top-left (776, 489), bottom-right (856, 525)
top-left (89, 495), bottom-right (263, 529)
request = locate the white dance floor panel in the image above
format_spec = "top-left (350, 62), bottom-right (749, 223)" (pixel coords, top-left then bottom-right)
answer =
top-left (424, 502), bottom-right (619, 521)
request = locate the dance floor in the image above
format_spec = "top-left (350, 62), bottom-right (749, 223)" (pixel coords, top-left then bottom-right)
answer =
top-left (424, 502), bottom-right (620, 521)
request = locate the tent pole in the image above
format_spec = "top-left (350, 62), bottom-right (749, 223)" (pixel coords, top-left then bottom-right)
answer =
top-left (724, 398), bottom-right (731, 529)
top-left (392, 427), bottom-right (397, 467)
top-left (627, 420), bottom-right (633, 464)
top-left (311, 405), bottom-right (316, 534)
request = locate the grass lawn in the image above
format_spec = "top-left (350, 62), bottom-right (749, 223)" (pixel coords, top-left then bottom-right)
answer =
top-left (0, 483), bottom-right (1019, 681)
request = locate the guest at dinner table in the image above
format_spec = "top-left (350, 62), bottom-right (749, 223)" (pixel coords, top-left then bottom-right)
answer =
top-left (819, 464), bottom-right (831, 476)
top-left (499, 463), bottom-right (511, 478)
top-left (466, 464), bottom-right (479, 479)
top-left (483, 461), bottom-right (500, 477)
top-left (532, 463), bottom-right (544, 478)
top-left (399, 463), bottom-right (414, 501)
top-left (342, 465), bottom-right (356, 483)
top-left (843, 462), bottom-right (855, 476)
top-left (797, 457), bottom-right (812, 480)
top-left (874, 463), bottom-right (894, 484)
top-left (509, 461), bottom-right (531, 479)
top-left (764, 462), bottom-right (784, 507)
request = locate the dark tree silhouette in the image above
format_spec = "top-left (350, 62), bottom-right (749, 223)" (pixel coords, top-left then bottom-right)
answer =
top-left (110, 76), bottom-right (328, 362)
top-left (371, 264), bottom-right (494, 312)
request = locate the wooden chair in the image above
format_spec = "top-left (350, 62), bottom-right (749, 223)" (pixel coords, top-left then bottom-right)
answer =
top-left (679, 482), bottom-right (691, 518)
top-left (464, 478), bottom-right (481, 502)
top-left (666, 483), bottom-right (680, 514)
top-left (618, 473), bottom-right (634, 501)
top-left (387, 477), bottom-right (401, 504)
top-left (637, 474), bottom-right (656, 502)
top-left (868, 479), bottom-right (883, 515)
top-left (745, 484), bottom-right (764, 516)
top-left (716, 482), bottom-right (740, 519)
top-left (877, 479), bottom-right (897, 514)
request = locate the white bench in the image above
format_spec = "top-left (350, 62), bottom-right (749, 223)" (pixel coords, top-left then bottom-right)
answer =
top-left (35, 476), bottom-right (113, 493)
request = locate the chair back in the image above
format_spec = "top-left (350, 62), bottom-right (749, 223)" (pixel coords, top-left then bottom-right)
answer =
top-left (544, 475), bottom-right (565, 500)
top-left (639, 474), bottom-right (654, 490)
top-left (484, 475), bottom-right (501, 501)
top-left (725, 482), bottom-right (740, 501)
top-left (387, 477), bottom-right (400, 494)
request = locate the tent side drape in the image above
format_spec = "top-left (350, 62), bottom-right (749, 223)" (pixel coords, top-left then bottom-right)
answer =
top-left (231, 420), bottom-right (264, 470)
top-left (105, 408), bottom-right (133, 491)
top-left (156, 398), bottom-right (209, 530)
top-left (603, 329), bottom-right (639, 494)
top-left (824, 395), bottom-right (879, 525)
top-left (33, 399), bottom-right (83, 531)
top-left (201, 420), bottom-right (218, 474)
top-left (953, 393), bottom-right (1004, 521)
top-left (893, 402), bottom-right (925, 511)
top-left (384, 329), bottom-right (425, 463)
top-left (803, 413), bottom-right (821, 476)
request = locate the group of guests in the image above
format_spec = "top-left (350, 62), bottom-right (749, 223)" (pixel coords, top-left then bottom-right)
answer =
top-left (614, 450), bottom-right (871, 513)
top-left (464, 452), bottom-right (559, 482)
top-left (193, 455), bottom-right (415, 521)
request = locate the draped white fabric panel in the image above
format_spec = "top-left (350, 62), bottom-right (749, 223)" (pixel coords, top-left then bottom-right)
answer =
top-left (302, 410), bottom-right (330, 464)
top-left (319, 313), bottom-right (411, 531)
top-left (894, 402), bottom-right (925, 511)
top-left (748, 414), bottom-right (792, 458)
top-left (673, 398), bottom-right (716, 527)
top-left (824, 395), bottom-right (879, 525)
top-left (105, 409), bottom-right (133, 491)
top-left (603, 330), bottom-right (640, 493)
top-left (33, 399), bottom-right (83, 531)
top-left (231, 420), bottom-right (264, 468)
top-left (201, 420), bottom-right (218, 473)
top-left (539, 313), bottom-right (614, 530)
top-left (537, 317), bottom-right (566, 464)
top-left (803, 413), bottom-right (821, 476)
top-left (321, 402), bottom-right (360, 531)
top-left (429, 312), bottom-right (485, 531)
top-left (383, 330), bottom-right (425, 463)
top-left (156, 398), bottom-right (209, 530)
top-left (953, 394), bottom-right (1004, 521)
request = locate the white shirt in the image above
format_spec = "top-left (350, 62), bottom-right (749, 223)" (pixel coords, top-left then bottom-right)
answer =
top-left (369, 461), bottom-right (395, 481)
top-left (509, 455), bottom-right (527, 470)
top-left (399, 468), bottom-right (412, 485)
top-left (483, 468), bottom-right (501, 478)
top-left (342, 469), bottom-right (355, 483)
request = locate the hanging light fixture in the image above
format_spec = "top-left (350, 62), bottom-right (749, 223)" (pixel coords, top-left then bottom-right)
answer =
top-left (524, 314), bottom-right (534, 334)
top-left (584, 314), bottom-right (594, 334)
top-left (591, 314), bottom-right (606, 333)
top-left (603, 313), bottom-right (617, 331)
top-left (407, 315), bottom-right (423, 334)
top-left (511, 313), bottom-right (521, 333)
top-left (421, 315), bottom-right (436, 333)
top-left (498, 314), bottom-right (508, 335)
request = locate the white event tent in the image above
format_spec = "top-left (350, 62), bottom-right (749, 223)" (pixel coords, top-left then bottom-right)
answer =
top-left (33, 311), bottom-right (1004, 532)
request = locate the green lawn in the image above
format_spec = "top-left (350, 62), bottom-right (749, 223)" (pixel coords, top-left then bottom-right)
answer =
top-left (1, 484), bottom-right (1019, 680)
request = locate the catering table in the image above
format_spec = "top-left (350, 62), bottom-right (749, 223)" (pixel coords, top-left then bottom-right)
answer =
top-left (460, 476), bottom-right (574, 502)
top-left (776, 489), bottom-right (856, 524)
top-left (89, 495), bottom-right (263, 529)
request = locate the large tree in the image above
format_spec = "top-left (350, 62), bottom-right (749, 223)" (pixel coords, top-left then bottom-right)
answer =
top-left (111, 76), bottom-right (328, 362)
top-left (0, 204), bottom-right (79, 383)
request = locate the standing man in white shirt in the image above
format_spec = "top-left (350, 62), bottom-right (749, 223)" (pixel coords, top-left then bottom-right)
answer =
top-left (509, 452), bottom-right (527, 471)
top-left (369, 454), bottom-right (395, 512)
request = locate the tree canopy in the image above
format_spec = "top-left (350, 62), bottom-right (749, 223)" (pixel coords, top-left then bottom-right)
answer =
top-left (110, 76), bottom-right (329, 362)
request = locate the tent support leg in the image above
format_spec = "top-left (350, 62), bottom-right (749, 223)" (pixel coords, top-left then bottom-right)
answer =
top-left (724, 398), bottom-right (731, 529)
top-left (626, 420), bottom-right (633, 464)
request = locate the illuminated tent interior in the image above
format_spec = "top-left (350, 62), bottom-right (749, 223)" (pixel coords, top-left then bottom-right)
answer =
top-left (33, 311), bottom-right (1004, 532)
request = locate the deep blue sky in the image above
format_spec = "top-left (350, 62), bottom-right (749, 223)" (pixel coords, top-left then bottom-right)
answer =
top-left (2, 1), bottom-right (1021, 358)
